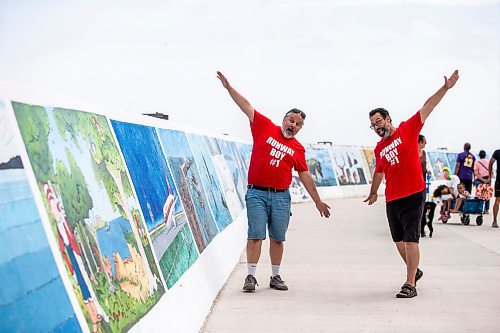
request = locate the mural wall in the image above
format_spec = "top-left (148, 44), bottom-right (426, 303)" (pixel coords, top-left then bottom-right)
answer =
top-left (0, 97), bottom-right (468, 332)
top-left (305, 147), bottom-right (337, 187)
top-left (0, 101), bottom-right (80, 332)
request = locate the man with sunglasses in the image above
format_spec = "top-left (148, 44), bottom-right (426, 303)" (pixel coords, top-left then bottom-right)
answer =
top-left (217, 71), bottom-right (331, 292)
top-left (364, 70), bottom-right (459, 298)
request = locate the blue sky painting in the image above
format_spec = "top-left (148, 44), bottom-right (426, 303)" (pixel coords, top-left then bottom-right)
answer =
top-left (187, 134), bottom-right (233, 230)
top-left (158, 129), bottom-right (219, 252)
top-left (111, 120), bottom-right (198, 287)
top-left (305, 147), bottom-right (338, 187)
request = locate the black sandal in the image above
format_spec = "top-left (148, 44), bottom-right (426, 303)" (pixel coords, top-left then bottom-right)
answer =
top-left (396, 283), bottom-right (417, 298)
top-left (415, 268), bottom-right (423, 285)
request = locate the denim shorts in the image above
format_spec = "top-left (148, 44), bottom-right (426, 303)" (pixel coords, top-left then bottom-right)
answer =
top-left (245, 188), bottom-right (291, 241)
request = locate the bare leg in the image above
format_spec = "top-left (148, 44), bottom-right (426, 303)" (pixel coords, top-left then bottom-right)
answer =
top-left (396, 241), bottom-right (420, 286)
top-left (404, 242), bottom-right (420, 286)
top-left (493, 198), bottom-right (500, 223)
top-left (246, 239), bottom-right (263, 264)
top-left (451, 198), bottom-right (462, 212)
top-left (445, 200), bottom-right (452, 214)
top-left (492, 198), bottom-right (500, 227)
top-left (395, 241), bottom-right (407, 263)
top-left (269, 239), bottom-right (284, 265)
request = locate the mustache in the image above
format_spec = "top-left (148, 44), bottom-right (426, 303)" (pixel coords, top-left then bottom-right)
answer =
top-left (375, 123), bottom-right (391, 138)
top-left (282, 127), bottom-right (295, 138)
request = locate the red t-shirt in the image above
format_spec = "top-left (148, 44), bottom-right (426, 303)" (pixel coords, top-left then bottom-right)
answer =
top-left (248, 110), bottom-right (308, 189)
top-left (375, 111), bottom-right (425, 202)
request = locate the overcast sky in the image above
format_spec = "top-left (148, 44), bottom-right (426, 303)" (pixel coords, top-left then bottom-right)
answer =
top-left (1, 0), bottom-right (499, 152)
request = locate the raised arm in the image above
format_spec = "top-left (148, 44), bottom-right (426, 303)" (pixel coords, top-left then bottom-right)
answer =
top-left (217, 71), bottom-right (255, 122)
top-left (419, 70), bottom-right (459, 123)
top-left (298, 171), bottom-right (331, 218)
top-left (364, 172), bottom-right (384, 205)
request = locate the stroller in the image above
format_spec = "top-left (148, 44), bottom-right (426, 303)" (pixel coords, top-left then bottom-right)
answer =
top-left (457, 182), bottom-right (494, 226)
top-left (457, 198), bottom-right (484, 225)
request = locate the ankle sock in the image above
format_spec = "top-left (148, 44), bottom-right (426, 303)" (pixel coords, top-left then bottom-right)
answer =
top-left (248, 263), bottom-right (257, 276)
top-left (271, 265), bottom-right (280, 277)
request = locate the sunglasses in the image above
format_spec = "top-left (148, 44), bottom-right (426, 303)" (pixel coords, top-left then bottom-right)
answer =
top-left (286, 109), bottom-right (306, 119)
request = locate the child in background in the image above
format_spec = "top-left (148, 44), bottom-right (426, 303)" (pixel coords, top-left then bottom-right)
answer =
top-left (433, 184), bottom-right (454, 221)
top-left (451, 183), bottom-right (471, 213)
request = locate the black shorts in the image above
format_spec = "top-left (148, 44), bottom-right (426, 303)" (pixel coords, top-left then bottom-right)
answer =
top-left (386, 190), bottom-right (425, 243)
top-left (496, 180), bottom-right (500, 198)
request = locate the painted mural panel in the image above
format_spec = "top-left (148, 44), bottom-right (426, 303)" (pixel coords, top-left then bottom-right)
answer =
top-left (111, 121), bottom-right (198, 289)
top-left (446, 152), bottom-right (458, 174)
top-left (187, 134), bottom-right (233, 230)
top-left (331, 147), bottom-right (368, 186)
top-left (305, 147), bottom-right (338, 186)
top-left (12, 102), bottom-right (164, 333)
top-left (363, 148), bottom-right (376, 183)
top-left (157, 129), bottom-right (219, 253)
top-left (0, 101), bottom-right (81, 332)
top-left (217, 139), bottom-right (247, 205)
top-left (236, 142), bottom-right (252, 176)
top-left (205, 137), bottom-right (244, 218)
top-left (428, 151), bottom-right (451, 180)
top-left (357, 148), bottom-right (372, 183)
top-left (348, 148), bottom-right (368, 185)
top-left (290, 174), bottom-right (310, 201)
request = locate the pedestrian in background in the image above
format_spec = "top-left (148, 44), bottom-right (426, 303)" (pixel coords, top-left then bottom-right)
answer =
top-left (474, 150), bottom-right (490, 213)
top-left (455, 143), bottom-right (475, 193)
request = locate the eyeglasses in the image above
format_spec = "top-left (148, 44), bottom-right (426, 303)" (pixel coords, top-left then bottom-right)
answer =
top-left (286, 109), bottom-right (306, 120)
top-left (370, 118), bottom-right (385, 130)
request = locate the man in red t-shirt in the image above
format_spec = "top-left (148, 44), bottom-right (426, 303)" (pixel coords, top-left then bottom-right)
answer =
top-left (364, 70), bottom-right (459, 298)
top-left (217, 71), bottom-right (331, 292)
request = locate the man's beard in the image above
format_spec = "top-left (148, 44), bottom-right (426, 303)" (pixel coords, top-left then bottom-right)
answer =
top-left (281, 127), bottom-right (295, 139)
top-left (376, 124), bottom-right (392, 139)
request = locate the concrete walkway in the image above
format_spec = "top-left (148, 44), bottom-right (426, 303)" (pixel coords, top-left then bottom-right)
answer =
top-left (202, 197), bottom-right (500, 333)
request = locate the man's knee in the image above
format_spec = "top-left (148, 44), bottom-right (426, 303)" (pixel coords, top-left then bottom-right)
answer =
top-left (404, 241), bottom-right (419, 249)
top-left (247, 239), bottom-right (263, 247)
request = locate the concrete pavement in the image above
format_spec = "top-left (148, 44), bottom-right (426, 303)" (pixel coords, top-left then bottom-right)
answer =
top-left (202, 197), bottom-right (500, 333)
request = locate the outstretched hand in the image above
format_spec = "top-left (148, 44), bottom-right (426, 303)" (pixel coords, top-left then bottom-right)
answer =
top-left (217, 71), bottom-right (230, 89)
top-left (316, 201), bottom-right (331, 218)
top-left (363, 193), bottom-right (378, 205)
top-left (444, 70), bottom-right (459, 89)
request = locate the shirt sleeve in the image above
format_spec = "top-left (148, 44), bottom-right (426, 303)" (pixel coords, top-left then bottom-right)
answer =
top-left (402, 110), bottom-right (424, 136)
top-left (294, 148), bottom-right (309, 172)
top-left (250, 110), bottom-right (273, 137)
